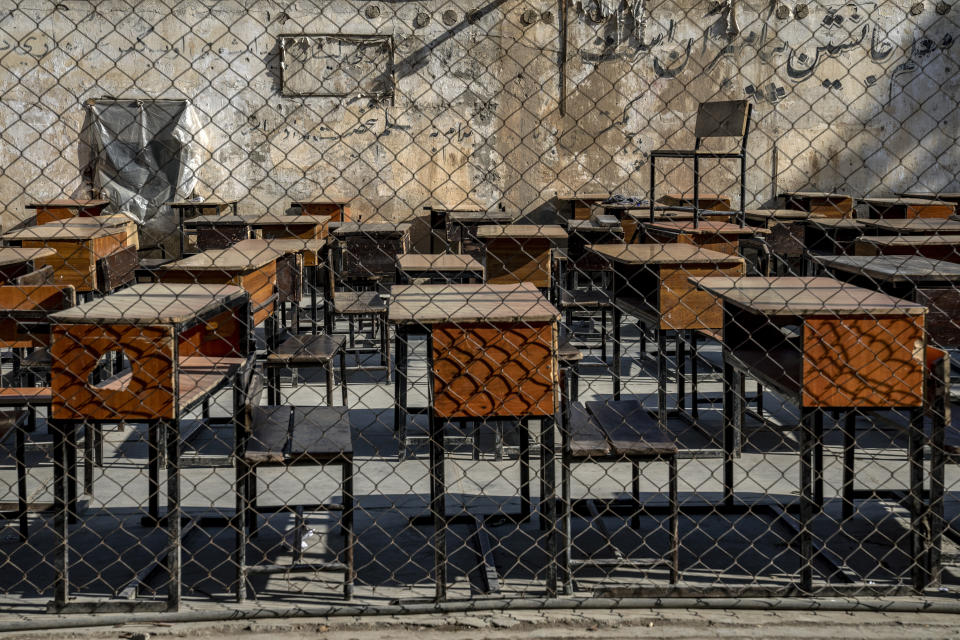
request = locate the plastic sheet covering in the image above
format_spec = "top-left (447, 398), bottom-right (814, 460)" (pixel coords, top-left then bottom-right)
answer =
top-left (82, 98), bottom-right (203, 249)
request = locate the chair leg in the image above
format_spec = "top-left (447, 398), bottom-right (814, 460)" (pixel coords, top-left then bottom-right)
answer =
top-left (520, 425), bottom-right (531, 520)
top-left (342, 460), bottom-right (355, 601)
top-left (340, 348), bottom-right (348, 406)
top-left (560, 449), bottom-right (572, 594)
top-left (246, 470), bottom-right (258, 536)
top-left (600, 308), bottom-right (607, 361)
top-left (631, 460), bottom-right (640, 529)
top-left (235, 460), bottom-right (248, 603)
top-left (16, 415), bottom-right (27, 541)
top-left (325, 361), bottom-right (334, 407)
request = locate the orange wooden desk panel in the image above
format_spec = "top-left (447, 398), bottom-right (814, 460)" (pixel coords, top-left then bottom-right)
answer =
top-left (692, 276), bottom-right (926, 408)
top-left (3, 224), bottom-right (127, 292)
top-left (26, 199), bottom-right (110, 226)
top-left (861, 197), bottom-right (955, 220)
top-left (153, 246), bottom-right (282, 325)
top-left (477, 224), bottom-right (567, 288)
top-left (781, 191), bottom-right (855, 218)
top-left (49, 283), bottom-right (248, 422)
top-left (0, 284), bottom-right (75, 349)
top-left (389, 282), bottom-right (559, 419)
top-left (291, 199), bottom-right (351, 223)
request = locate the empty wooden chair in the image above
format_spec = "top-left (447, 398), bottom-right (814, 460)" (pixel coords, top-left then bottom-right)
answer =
top-left (649, 100), bottom-right (752, 226)
top-left (558, 399), bottom-right (679, 590)
top-left (235, 367), bottom-right (355, 601)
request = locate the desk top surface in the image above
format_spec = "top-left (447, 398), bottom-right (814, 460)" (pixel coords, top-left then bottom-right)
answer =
top-left (396, 253), bottom-right (483, 271)
top-left (691, 276), bottom-right (925, 316)
top-left (166, 198), bottom-right (238, 207)
top-left (744, 209), bottom-right (826, 222)
top-left (161, 245), bottom-right (284, 271)
top-left (3, 223), bottom-right (125, 241)
top-left (803, 217), bottom-right (864, 229)
top-left (860, 196), bottom-right (951, 207)
top-left (857, 218), bottom-right (960, 233)
top-left (26, 199), bottom-right (110, 209)
top-left (447, 210), bottom-right (517, 224)
top-left (332, 222), bottom-right (411, 237)
top-left (780, 191), bottom-right (854, 200)
top-left (815, 254), bottom-right (960, 282)
top-left (291, 198), bottom-right (351, 206)
top-left (657, 192), bottom-right (730, 202)
top-left (0, 247), bottom-right (56, 266)
top-left (51, 283), bottom-right (246, 324)
top-left (556, 192), bottom-right (610, 201)
top-left (897, 192), bottom-right (960, 201)
top-left (476, 224), bottom-right (568, 239)
top-left (567, 219), bottom-right (626, 232)
top-left (643, 220), bottom-right (767, 235)
top-left (857, 234), bottom-right (960, 247)
top-left (586, 243), bottom-right (745, 265)
top-left (232, 238), bottom-right (326, 255)
top-left (389, 282), bottom-right (559, 324)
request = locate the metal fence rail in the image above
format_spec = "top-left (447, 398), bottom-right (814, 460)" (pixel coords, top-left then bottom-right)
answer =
top-left (1, 0), bottom-right (960, 623)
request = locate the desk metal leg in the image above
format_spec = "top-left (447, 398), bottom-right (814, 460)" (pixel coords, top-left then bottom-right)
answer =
top-left (813, 410), bottom-right (824, 510)
top-left (930, 398), bottom-right (946, 587)
top-left (67, 422), bottom-right (78, 524)
top-left (676, 331), bottom-right (686, 414)
top-left (430, 411), bottom-right (446, 601)
top-left (166, 419), bottom-right (181, 611)
top-left (908, 407), bottom-right (928, 592)
top-left (690, 330), bottom-right (699, 422)
top-left (657, 328), bottom-right (667, 431)
top-left (148, 420), bottom-right (161, 521)
top-left (394, 328), bottom-right (408, 460)
top-left (541, 415), bottom-right (557, 597)
top-left (841, 410), bottom-right (856, 521)
top-left (799, 408), bottom-right (815, 593)
top-left (51, 419), bottom-right (69, 609)
top-left (721, 357), bottom-right (737, 506)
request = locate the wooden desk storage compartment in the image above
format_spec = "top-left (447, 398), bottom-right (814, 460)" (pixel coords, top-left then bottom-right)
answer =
top-left (478, 225), bottom-right (567, 289)
top-left (782, 192), bottom-right (854, 218)
top-left (50, 284), bottom-right (249, 422)
top-left (432, 321), bottom-right (556, 419)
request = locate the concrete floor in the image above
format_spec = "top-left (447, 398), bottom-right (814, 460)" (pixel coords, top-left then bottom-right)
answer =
top-left (1, 317), bottom-right (959, 615)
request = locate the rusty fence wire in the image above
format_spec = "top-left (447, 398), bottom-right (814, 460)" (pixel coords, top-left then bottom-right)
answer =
top-left (0, 0), bottom-right (959, 621)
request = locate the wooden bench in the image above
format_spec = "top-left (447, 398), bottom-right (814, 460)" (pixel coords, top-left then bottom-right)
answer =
top-left (265, 333), bottom-right (347, 406)
top-left (559, 399), bottom-right (679, 590)
top-left (235, 368), bottom-right (354, 602)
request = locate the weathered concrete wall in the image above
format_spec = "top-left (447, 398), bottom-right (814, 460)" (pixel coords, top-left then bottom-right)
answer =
top-left (1, 0), bottom-right (958, 240)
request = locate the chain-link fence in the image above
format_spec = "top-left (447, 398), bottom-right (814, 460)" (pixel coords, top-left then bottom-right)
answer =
top-left (0, 0), bottom-right (959, 622)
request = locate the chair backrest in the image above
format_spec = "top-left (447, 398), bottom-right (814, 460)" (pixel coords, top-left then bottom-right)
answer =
top-left (96, 246), bottom-right (138, 294)
top-left (339, 231), bottom-right (410, 284)
top-left (694, 100), bottom-right (751, 140)
top-left (14, 265), bottom-right (54, 286)
top-left (241, 366), bottom-right (265, 431)
top-left (276, 252), bottom-right (303, 303)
